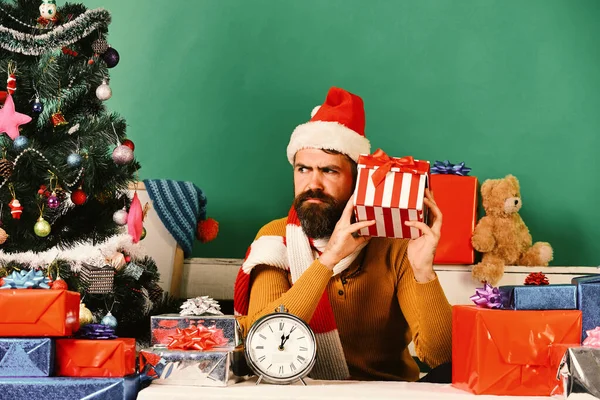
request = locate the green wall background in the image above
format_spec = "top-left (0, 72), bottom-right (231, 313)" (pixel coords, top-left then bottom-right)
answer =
top-left (71, 0), bottom-right (599, 265)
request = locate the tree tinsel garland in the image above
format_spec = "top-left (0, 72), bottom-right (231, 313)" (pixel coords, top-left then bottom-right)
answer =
top-left (0, 7), bottom-right (111, 55)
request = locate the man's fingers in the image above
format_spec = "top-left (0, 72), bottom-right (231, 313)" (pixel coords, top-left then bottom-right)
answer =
top-left (405, 220), bottom-right (435, 237)
top-left (342, 197), bottom-right (356, 220)
top-left (423, 197), bottom-right (443, 234)
top-left (348, 220), bottom-right (375, 234)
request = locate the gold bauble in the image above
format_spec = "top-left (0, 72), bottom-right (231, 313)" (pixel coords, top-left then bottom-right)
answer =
top-left (79, 302), bottom-right (94, 326)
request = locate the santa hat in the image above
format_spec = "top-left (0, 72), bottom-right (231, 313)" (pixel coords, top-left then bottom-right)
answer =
top-left (286, 87), bottom-right (371, 164)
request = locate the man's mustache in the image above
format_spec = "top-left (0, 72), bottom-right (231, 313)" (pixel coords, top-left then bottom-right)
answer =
top-left (296, 190), bottom-right (335, 205)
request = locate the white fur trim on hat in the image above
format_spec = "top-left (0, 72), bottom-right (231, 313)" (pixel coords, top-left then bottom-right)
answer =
top-left (287, 121), bottom-right (371, 164)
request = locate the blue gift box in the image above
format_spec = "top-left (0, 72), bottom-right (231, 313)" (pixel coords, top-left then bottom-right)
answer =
top-left (0, 374), bottom-right (140, 400)
top-left (572, 275), bottom-right (600, 342)
top-left (499, 284), bottom-right (578, 310)
top-left (0, 338), bottom-right (54, 377)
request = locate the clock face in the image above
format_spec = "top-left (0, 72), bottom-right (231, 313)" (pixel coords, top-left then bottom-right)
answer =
top-left (246, 314), bottom-right (316, 383)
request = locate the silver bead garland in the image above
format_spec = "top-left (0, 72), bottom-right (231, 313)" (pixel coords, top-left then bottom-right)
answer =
top-left (0, 7), bottom-right (53, 30)
top-left (0, 148), bottom-right (84, 191)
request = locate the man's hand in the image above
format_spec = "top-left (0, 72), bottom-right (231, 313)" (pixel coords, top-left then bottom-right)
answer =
top-left (405, 188), bottom-right (442, 283)
top-left (319, 198), bottom-right (375, 270)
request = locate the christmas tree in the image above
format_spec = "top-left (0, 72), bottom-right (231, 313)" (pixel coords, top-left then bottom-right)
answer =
top-left (0, 0), bottom-right (176, 343)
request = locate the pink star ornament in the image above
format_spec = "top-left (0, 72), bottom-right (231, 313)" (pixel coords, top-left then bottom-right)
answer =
top-left (0, 93), bottom-right (32, 140)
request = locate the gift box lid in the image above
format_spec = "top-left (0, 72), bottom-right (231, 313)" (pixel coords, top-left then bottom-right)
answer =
top-left (572, 274), bottom-right (600, 285)
top-left (0, 290), bottom-right (79, 324)
top-left (499, 284), bottom-right (577, 310)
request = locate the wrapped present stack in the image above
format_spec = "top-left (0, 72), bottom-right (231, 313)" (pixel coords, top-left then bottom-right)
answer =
top-left (452, 272), bottom-right (600, 397)
top-left (353, 149), bottom-right (430, 239)
top-left (0, 270), bottom-right (139, 400)
top-left (140, 296), bottom-right (244, 387)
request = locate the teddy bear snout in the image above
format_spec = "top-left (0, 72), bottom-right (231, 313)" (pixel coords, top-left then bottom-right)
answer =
top-left (504, 197), bottom-right (522, 213)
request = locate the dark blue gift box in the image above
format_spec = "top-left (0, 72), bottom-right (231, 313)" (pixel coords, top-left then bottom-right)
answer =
top-left (0, 374), bottom-right (140, 400)
top-left (572, 275), bottom-right (600, 342)
top-left (499, 284), bottom-right (577, 310)
top-left (0, 338), bottom-right (54, 377)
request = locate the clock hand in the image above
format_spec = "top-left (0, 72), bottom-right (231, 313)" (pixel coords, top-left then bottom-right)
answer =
top-left (279, 333), bottom-right (286, 349)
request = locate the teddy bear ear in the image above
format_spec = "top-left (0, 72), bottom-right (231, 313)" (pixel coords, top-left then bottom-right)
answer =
top-left (504, 174), bottom-right (520, 191)
top-left (481, 179), bottom-right (497, 198)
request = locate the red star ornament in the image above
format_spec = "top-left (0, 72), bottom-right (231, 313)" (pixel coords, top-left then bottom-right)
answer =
top-left (0, 93), bottom-right (32, 140)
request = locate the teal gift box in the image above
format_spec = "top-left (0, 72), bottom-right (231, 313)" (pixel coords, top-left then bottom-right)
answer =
top-left (499, 284), bottom-right (577, 310)
top-left (572, 275), bottom-right (600, 342)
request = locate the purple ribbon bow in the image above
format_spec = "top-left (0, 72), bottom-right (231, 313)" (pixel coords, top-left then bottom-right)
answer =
top-left (431, 160), bottom-right (471, 176)
top-left (77, 323), bottom-right (118, 339)
top-left (470, 283), bottom-right (503, 309)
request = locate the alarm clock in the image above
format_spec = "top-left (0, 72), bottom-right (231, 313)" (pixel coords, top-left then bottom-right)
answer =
top-left (244, 305), bottom-right (317, 385)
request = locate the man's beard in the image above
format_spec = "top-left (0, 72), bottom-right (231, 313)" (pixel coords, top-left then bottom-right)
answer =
top-left (293, 190), bottom-right (346, 239)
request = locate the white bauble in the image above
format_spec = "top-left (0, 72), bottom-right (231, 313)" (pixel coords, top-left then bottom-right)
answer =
top-left (113, 209), bottom-right (128, 226)
top-left (96, 80), bottom-right (112, 101)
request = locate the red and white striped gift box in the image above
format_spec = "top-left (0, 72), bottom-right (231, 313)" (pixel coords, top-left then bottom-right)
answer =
top-left (353, 150), bottom-right (430, 239)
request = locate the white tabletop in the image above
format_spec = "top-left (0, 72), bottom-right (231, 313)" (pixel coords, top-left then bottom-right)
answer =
top-left (136, 377), bottom-right (595, 400)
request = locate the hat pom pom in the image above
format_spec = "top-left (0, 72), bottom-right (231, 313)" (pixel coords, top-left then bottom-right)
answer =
top-left (196, 218), bottom-right (219, 243)
top-left (311, 105), bottom-right (321, 118)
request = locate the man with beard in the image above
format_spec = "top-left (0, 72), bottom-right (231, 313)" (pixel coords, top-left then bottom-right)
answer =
top-left (234, 87), bottom-right (452, 383)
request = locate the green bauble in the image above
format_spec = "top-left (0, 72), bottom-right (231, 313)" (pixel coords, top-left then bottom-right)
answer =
top-left (140, 227), bottom-right (147, 240)
top-left (34, 218), bottom-right (51, 237)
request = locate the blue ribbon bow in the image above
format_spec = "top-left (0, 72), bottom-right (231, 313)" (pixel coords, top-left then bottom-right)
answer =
top-left (431, 160), bottom-right (471, 176)
top-left (0, 269), bottom-right (51, 289)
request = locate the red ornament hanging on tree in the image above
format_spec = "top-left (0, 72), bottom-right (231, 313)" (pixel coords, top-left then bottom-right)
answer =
top-left (8, 199), bottom-right (22, 219)
top-left (7, 74), bottom-right (16, 95)
top-left (51, 277), bottom-right (68, 290)
top-left (51, 111), bottom-right (68, 127)
top-left (71, 188), bottom-right (87, 205)
top-left (121, 139), bottom-right (135, 151)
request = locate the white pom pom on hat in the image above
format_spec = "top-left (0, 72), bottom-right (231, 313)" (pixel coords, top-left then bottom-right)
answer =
top-left (287, 87), bottom-right (371, 164)
top-left (311, 105), bottom-right (321, 118)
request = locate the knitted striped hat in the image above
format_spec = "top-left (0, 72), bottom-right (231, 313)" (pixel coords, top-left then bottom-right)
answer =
top-left (143, 179), bottom-right (218, 257)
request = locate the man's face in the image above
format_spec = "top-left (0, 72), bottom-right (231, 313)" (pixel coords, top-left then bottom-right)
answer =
top-left (292, 148), bottom-right (355, 239)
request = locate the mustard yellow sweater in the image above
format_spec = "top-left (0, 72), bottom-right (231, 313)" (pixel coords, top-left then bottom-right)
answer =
top-left (241, 217), bottom-right (452, 381)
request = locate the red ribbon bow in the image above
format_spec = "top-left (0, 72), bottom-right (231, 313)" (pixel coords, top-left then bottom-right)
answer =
top-left (366, 149), bottom-right (428, 187)
top-left (167, 326), bottom-right (229, 351)
top-left (524, 272), bottom-right (549, 286)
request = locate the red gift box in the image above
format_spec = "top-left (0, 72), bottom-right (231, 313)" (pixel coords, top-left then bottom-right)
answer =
top-left (452, 305), bottom-right (581, 396)
top-left (0, 289), bottom-right (80, 337)
top-left (353, 149), bottom-right (430, 239)
top-left (430, 174), bottom-right (478, 264)
top-left (55, 338), bottom-right (136, 377)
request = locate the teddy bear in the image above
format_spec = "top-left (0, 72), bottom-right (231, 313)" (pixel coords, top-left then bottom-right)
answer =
top-left (471, 174), bottom-right (553, 285)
